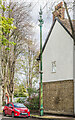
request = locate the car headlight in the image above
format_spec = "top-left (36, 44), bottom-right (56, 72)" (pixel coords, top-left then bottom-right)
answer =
top-left (28, 109), bottom-right (30, 112)
top-left (15, 109), bottom-right (20, 112)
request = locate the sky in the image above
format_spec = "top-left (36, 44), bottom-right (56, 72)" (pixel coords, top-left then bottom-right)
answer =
top-left (26, 0), bottom-right (73, 46)
top-left (6, 0), bottom-right (74, 45)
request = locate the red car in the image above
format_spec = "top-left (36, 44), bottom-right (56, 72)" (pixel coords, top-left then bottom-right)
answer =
top-left (3, 102), bottom-right (30, 118)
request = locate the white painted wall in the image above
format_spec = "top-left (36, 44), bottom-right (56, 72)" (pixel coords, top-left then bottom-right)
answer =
top-left (73, 46), bottom-right (75, 79)
top-left (42, 20), bottom-right (74, 82)
top-left (73, 46), bottom-right (75, 114)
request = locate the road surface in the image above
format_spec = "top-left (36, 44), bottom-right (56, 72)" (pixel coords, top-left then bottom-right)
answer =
top-left (0, 114), bottom-right (44, 120)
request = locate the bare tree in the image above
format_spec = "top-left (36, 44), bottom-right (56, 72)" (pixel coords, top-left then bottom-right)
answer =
top-left (0, 0), bottom-right (33, 102)
top-left (63, 0), bottom-right (75, 43)
top-left (15, 40), bottom-right (39, 89)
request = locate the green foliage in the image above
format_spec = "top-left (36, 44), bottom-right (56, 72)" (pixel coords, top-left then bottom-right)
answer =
top-left (25, 87), bottom-right (39, 110)
top-left (26, 95), bottom-right (39, 110)
top-left (5, 47), bottom-right (10, 50)
top-left (18, 84), bottom-right (27, 97)
top-left (0, 3), bottom-right (16, 47)
top-left (1, 5), bottom-right (6, 12)
top-left (10, 42), bottom-right (16, 45)
top-left (15, 98), bottom-right (22, 103)
top-left (2, 101), bottom-right (6, 106)
top-left (14, 84), bottom-right (27, 97)
top-left (15, 98), bottom-right (26, 104)
top-left (0, 0), bottom-right (2, 5)
top-left (27, 87), bottom-right (38, 98)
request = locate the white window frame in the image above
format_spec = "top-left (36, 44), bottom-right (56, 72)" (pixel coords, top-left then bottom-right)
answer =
top-left (52, 61), bottom-right (56, 73)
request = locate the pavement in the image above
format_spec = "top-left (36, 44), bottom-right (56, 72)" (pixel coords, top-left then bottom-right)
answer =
top-left (31, 114), bottom-right (75, 120)
top-left (0, 114), bottom-right (2, 120)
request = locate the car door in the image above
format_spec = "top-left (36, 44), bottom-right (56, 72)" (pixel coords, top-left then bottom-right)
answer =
top-left (5, 103), bottom-right (9, 115)
top-left (8, 103), bottom-right (13, 115)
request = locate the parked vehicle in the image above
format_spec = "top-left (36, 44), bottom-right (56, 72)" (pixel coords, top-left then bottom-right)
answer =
top-left (3, 102), bottom-right (30, 118)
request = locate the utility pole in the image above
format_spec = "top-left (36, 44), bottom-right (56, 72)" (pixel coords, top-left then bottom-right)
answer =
top-left (39, 7), bottom-right (44, 116)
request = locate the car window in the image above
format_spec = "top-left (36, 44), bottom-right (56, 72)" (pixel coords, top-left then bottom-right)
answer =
top-left (9, 104), bottom-right (13, 107)
top-left (13, 103), bottom-right (26, 108)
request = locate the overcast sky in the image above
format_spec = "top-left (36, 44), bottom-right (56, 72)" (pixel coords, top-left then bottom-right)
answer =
top-left (26, 0), bottom-right (73, 46)
top-left (7, 0), bottom-right (73, 45)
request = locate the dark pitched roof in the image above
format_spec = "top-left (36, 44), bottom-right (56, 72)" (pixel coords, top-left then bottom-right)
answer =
top-left (37, 17), bottom-right (74, 61)
top-left (61, 19), bottom-right (75, 35)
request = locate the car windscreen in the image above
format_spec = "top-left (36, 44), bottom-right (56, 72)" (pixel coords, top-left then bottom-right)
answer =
top-left (13, 103), bottom-right (26, 108)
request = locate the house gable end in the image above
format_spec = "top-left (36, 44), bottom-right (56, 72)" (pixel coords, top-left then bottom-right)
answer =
top-left (38, 18), bottom-right (74, 61)
top-left (42, 18), bottom-right (73, 82)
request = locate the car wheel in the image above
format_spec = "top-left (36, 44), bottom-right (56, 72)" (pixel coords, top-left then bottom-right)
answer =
top-left (3, 110), bottom-right (6, 116)
top-left (12, 112), bottom-right (14, 118)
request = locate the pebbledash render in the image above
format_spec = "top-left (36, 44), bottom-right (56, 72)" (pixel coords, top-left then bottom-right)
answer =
top-left (38, 18), bottom-right (75, 115)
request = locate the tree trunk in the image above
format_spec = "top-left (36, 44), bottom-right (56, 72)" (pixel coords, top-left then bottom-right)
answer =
top-left (28, 46), bottom-right (32, 88)
top-left (63, 0), bottom-right (75, 42)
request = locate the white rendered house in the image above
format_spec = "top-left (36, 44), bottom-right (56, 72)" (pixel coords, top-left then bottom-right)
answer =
top-left (38, 18), bottom-right (75, 115)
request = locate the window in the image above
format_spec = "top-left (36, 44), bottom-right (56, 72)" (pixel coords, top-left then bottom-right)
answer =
top-left (52, 61), bottom-right (56, 73)
top-left (9, 104), bottom-right (13, 107)
top-left (13, 103), bottom-right (26, 108)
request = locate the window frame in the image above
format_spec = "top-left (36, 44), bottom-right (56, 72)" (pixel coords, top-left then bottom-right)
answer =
top-left (52, 61), bottom-right (56, 73)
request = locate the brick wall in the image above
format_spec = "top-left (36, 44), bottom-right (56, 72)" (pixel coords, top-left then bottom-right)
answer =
top-left (52, 2), bottom-right (65, 21)
top-left (43, 80), bottom-right (74, 115)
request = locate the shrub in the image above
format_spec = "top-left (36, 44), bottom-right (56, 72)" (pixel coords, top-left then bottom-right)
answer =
top-left (15, 97), bottom-right (26, 104)
top-left (25, 95), bottom-right (39, 110)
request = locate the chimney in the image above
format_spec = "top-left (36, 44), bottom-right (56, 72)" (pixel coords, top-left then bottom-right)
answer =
top-left (53, 2), bottom-right (65, 21)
